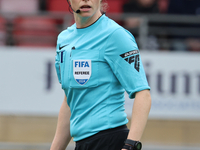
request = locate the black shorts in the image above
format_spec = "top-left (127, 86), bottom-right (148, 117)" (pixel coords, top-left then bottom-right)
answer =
top-left (75, 125), bottom-right (129, 150)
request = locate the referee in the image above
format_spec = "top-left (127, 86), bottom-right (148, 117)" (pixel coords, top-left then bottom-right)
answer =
top-left (50, 0), bottom-right (151, 150)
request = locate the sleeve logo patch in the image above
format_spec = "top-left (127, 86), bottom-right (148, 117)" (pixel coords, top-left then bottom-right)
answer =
top-left (73, 60), bottom-right (91, 85)
top-left (120, 50), bottom-right (140, 72)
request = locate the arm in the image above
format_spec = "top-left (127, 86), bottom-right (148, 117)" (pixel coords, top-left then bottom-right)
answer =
top-left (50, 95), bottom-right (72, 150)
top-left (122, 89), bottom-right (151, 150)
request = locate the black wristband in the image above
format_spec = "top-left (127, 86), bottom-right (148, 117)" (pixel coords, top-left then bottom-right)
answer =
top-left (124, 139), bottom-right (137, 147)
top-left (124, 139), bottom-right (142, 150)
top-left (122, 144), bottom-right (134, 150)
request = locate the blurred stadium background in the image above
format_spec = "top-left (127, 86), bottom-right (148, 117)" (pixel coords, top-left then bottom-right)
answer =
top-left (0, 0), bottom-right (200, 150)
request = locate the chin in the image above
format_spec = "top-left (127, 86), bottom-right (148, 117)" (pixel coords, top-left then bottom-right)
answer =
top-left (80, 13), bottom-right (93, 17)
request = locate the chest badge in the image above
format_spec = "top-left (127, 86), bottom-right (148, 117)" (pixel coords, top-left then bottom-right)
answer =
top-left (73, 60), bottom-right (91, 85)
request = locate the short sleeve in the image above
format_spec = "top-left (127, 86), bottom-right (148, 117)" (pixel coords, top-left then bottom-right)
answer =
top-left (104, 28), bottom-right (150, 99)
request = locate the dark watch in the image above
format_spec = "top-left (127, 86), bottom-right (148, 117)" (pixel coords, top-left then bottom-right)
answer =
top-left (124, 139), bottom-right (142, 150)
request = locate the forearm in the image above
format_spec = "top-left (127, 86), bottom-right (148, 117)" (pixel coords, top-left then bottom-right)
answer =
top-left (127, 90), bottom-right (151, 141)
top-left (50, 96), bottom-right (72, 150)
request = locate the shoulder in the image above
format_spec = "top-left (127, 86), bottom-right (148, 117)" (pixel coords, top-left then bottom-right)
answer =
top-left (106, 20), bottom-right (136, 44)
top-left (104, 16), bottom-right (122, 32)
top-left (103, 15), bottom-right (134, 39)
top-left (104, 18), bottom-right (138, 51)
top-left (57, 24), bottom-right (76, 42)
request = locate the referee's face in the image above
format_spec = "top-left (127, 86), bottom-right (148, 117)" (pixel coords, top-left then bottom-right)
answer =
top-left (69, 0), bottom-right (102, 17)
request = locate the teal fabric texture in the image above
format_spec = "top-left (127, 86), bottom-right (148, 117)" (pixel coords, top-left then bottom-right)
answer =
top-left (55, 14), bottom-right (150, 141)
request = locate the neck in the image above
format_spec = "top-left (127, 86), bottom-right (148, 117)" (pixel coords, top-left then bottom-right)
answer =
top-left (74, 11), bottom-right (102, 28)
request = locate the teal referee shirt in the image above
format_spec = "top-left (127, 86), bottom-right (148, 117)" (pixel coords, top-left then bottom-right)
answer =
top-left (55, 14), bottom-right (150, 141)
